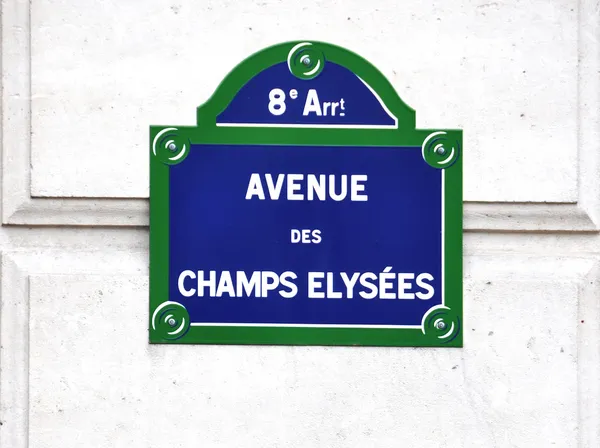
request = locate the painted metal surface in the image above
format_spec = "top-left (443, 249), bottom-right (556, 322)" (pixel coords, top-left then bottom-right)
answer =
top-left (149, 41), bottom-right (463, 346)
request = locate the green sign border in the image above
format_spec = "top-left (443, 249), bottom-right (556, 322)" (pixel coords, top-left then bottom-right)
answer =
top-left (149, 41), bottom-right (463, 347)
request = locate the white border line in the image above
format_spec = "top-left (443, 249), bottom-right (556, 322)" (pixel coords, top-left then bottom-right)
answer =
top-left (191, 323), bottom-right (422, 329)
top-left (355, 75), bottom-right (398, 128)
top-left (189, 161), bottom-right (445, 330)
top-left (215, 122), bottom-right (396, 129)
top-left (441, 169), bottom-right (445, 306)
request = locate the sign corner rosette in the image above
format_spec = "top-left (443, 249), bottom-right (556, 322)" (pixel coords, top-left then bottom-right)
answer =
top-left (150, 40), bottom-right (463, 347)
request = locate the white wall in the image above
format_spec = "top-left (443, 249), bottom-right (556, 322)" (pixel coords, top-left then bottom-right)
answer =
top-left (1, 0), bottom-right (600, 447)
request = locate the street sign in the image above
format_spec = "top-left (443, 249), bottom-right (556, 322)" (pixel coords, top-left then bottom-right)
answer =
top-left (149, 41), bottom-right (462, 347)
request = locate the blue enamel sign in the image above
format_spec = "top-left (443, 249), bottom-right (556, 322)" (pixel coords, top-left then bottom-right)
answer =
top-left (150, 41), bottom-right (463, 346)
top-left (217, 61), bottom-right (397, 127)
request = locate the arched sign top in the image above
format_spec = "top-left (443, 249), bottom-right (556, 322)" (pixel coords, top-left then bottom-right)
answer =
top-left (197, 41), bottom-right (416, 130)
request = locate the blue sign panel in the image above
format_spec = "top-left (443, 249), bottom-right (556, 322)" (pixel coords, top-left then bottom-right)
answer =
top-left (217, 62), bottom-right (397, 128)
top-left (170, 144), bottom-right (443, 328)
top-left (150, 40), bottom-right (462, 347)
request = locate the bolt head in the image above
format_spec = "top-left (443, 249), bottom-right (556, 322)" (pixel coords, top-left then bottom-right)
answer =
top-left (435, 147), bottom-right (446, 155)
top-left (302, 57), bottom-right (311, 66)
top-left (435, 321), bottom-right (446, 330)
top-left (168, 318), bottom-right (177, 327)
top-left (167, 143), bottom-right (177, 152)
